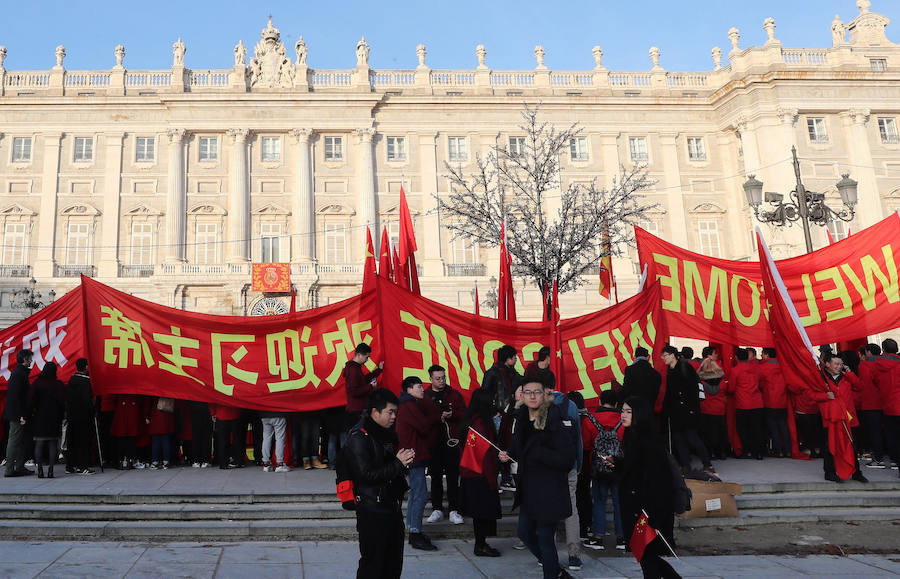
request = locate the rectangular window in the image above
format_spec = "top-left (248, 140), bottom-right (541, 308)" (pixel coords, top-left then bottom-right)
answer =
top-left (324, 223), bottom-right (347, 264)
top-left (452, 237), bottom-right (477, 264)
top-left (73, 137), bottom-right (93, 162)
top-left (687, 137), bottom-right (707, 161)
top-left (261, 222), bottom-right (282, 262)
top-left (638, 220), bottom-right (659, 236)
top-left (66, 223), bottom-right (90, 265)
top-left (826, 219), bottom-right (848, 242)
top-left (871, 58), bottom-right (888, 72)
top-left (324, 136), bottom-right (343, 161)
top-left (569, 137), bottom-right (588, 161)
top-left (448, 137), bottom-right (467, 162)
top-left (261, 136), bottom-right (281, 162)
top-left (878, 118), bottom-right (899, 144)
top-left (698, 220), bottom-right (721, 258)
top-left (198, 137), bottom-right (218, 162)
top-left (135, 137), bottom-right (155, 162)
top-left (2, 223), bottom-right (27, 265)
top-left (629, 137), bottom-right (648, 162)
top-left (130, 223), bottom-right (153, 265)
top-left (195, 223), bottom-right (218, 264)
top-left (508, 137), bottom-right (527, 158)
top-left (386, 136), bottom-right (406, 161)
top-left (11, 138), bottom-right (32, 162)
top-left (807, 117), bottom-right (828, 143)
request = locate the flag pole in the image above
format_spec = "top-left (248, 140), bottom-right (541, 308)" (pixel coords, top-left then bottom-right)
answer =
top-left (643, 509), bottom-right (678, 559)
top-left (468, 427), bottom-right (517, 463)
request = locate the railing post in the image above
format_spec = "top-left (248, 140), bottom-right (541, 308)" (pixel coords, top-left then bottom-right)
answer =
top-left (0, 46), bottom-right (6, 97)
top-left (474, 45), bottom-right (491, 95)
top-left (50, 45), bottom-right (65, 96)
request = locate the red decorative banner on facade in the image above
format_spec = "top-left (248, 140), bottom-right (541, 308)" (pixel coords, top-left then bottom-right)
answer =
top-left (636, 213), bottom-right (900, 345)
top-left (251, 263), bottom-right (291, 292)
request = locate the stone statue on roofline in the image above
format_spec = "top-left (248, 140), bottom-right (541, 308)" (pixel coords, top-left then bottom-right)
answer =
top-left (234, 40), bottom-right (247, 67)
top-left (356, 36), bottom-right (370, 67)
top-left (295, 37), bottom-right (308, 66)
top-left (832, 15), bottom-right (847, 46)
top-left (172, 38), bottom-right (186, 67)
top-left (248, 17), bottom-right (295, 89)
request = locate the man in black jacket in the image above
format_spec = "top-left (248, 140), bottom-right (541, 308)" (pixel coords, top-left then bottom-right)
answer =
top-left (661, 345), bottom-right (714, 474)
top-left (4, 349), bottom-right (33, 477)
top-left (65, 358), bottom-right (96, 474)
top-left (347, 388), bottom-right (415, 579)
top-left (500, 380), bottom-right (577, 579)
top-left (619, 347), bottom-right (661, 411)
top-left (481, 345), bottom-right (522, 490)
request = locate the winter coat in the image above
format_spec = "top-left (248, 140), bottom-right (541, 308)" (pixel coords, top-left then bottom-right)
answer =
top-left (788, 380), bottom-right (820, 415)
top-left (3, 364), bottom-right (30, 422)
top-left (110, 394), bottom-right (142, 437)
top-left (66, 372), bottom-right (94, 423)
top-left (508, 398), bottom-right (577, 523)
top-left (758, 359), bottom-right (788, 409)
top-left (551, 391), bottom-right (582, 472)
top-left (662, 360), bottom-right (702, 431)
top-left (396, 392), bottom-right (440, 466)
top-left (424, 385), bottom-right (466, 444)
top-left (874, 354), bottom-right (900, 416)
top-left (481, 363), bottom-right (523, 411)
top-left (342, 360), bottom-right (382, 413)
top-left (459, 413), bottom-right (502, 521)
top-left (209, 403), bottom-right (242, 421)
top-left (524, 361), bottom-right (556, 390)
top-left (819, 371), bottom-right (860, 428)
top-left (728, 362), bottom-right (764, 409)
top-left (618, 426), bottom-right (675, 544)
top-left (28, 375), bottom-right (65, 438)
top-left (346, 415), bottom-right (408, 513)
top-left (146, 397), bottom-right (176, 435)
top-left (855, 358), bottom-right (881, 411)
top-left (619, 358), bottom-right (662, 409)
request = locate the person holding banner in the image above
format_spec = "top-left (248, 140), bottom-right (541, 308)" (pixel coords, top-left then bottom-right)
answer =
top-left (875, 339), bottom-right (900, 477)
top-left (457, 389), bottom-right (502, 557)
top-left (65, 359), bottom-right (96, 475)
top-left (29, 362), bottom-right (66, 479)
top-left (758, 348), bottom-right (791, 458)
top-left (660, 346), bottom-right (714, 475)
top-left (729, 348), bottom-right (766, 460)
top-left (619, 347), bottom-right (661, 413)
top-left (342, 343), bottom-right (384, 433)
top-left (4, 349), bottom-right (33, 478)
top-left (856, 344), bottom-right (886, 469)
top-left (820, 354), bottom-right (867, 484)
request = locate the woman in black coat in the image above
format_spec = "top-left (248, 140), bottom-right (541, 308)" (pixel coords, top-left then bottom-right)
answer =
top-left (458, 389), bottom-right (502, 557)
top-left (29, 362), bottom-right (66, 479)
top-left (619, 395), bottom-right (681, 579)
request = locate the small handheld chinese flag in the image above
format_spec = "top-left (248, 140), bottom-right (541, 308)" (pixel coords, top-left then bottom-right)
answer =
top-left (459, 428), bottom-right (492, 475)
top-left (630, 511), bottom-right (658, 562)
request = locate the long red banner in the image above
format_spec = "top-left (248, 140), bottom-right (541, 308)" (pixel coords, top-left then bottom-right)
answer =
top-left (636, 213), bottom-right (900, 345)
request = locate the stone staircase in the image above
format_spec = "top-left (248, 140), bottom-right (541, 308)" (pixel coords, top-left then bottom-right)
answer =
top-left (0, 480), bottom-right (897, 541)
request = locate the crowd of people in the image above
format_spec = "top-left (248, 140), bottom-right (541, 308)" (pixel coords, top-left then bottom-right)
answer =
top-left (1, 337), bottom-right (898, 579)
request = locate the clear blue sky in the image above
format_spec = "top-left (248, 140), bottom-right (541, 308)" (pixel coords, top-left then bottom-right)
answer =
top-left (1, 1), bottom-right (897, 72)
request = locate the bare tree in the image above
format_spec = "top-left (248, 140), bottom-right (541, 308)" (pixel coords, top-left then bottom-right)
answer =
top-left (438, 104), bottom-right (657, 296)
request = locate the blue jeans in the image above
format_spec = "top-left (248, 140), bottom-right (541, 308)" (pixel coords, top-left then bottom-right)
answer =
top-left (328, 431), bottom-right (347, 468)
top-left (406, 465), bottom-right (428, 533)
top-left (517, 507), bottom-right (560, 579)
top-left (592, 480), bottom-right (623, 538)
top-left (151, 434), bottom-right (171, 463)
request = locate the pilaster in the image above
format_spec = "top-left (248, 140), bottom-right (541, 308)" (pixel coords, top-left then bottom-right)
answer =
top-left (291, 128), bottom-right (315, 262)
top-left (418, 133), bottom-right (444, 276)
top-left (659, 133), bottom-right (688, 246)
top-left (34, 133), bottom-right (63, 279)
top-left (356, 127), bottom-right (377, 260)
top-left (98, 133), bottom-right (125, 278)
top-left (227, 129), bottom-right (251, 262)
top-left (165, 129), bottom-right (187, 262)
top-left (840, 109), bottom-right (881, 227)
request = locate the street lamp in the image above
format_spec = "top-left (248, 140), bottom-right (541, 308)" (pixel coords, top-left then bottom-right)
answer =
top-left (11, 278), bottom-right (54, 317)
top-left (743, 146), bottom-right (858, 253)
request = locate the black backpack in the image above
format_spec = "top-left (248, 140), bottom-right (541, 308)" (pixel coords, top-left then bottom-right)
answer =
top-left (585, 411), bottom-right (623, 482)
top-left (335, 428), bottom-right (371, 511)
top-left (667, 452), bottom-right (693, 515)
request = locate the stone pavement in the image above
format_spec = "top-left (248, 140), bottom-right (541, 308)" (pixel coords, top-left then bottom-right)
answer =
top-left (0, 538), bottom-right (897, 578)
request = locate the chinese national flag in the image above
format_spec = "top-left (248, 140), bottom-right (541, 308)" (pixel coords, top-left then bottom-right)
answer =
top-left (362, 227), bottom-right (377, 294)
top-left (398, 185), bottom-right (421, 295)
top-left (459, 428), bottom-right (492, 475)
top-left (393, 246), bottom-right (408, 290)
top-left (378, 227), bottom-right (393, 280)
top-left (629, 511), bottom-right (658, 563)
top-left (498, 219), bottom-right (517, 321)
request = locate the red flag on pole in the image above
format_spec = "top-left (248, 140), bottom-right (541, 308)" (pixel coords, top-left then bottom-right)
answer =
top-left (378, 227), bottom-right (393, 280)
top-left (756, 229), bottom-right (856, 479)
top-left (393, 246), bottom-right (408, 290)
top-left (398, 184), bottom-right (421, 295)
top-left (498, 219), bottom-right (517, 321)
top-left (362, 227), bottom-right (377, 293)
top-left (541, 282), bottom-right (550, 322)
top-left (549, 280), bottom-right (564, 381)
top-left (289, 287), bottom-right (296, 313)
top-left (474, 283), bottom-right (480, 317)
top-left (629, 511), bottom-right (658, 562)
top-left (459, 428), bottom-right (493, 475)
top-left (598, 223), bottom-right (615, 300)
top-left (825, 228), bottom-right (836, 245)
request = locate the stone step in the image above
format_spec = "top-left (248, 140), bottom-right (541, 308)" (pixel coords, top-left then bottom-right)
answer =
top-left (736, 490), bottom-right (900, 509)
top-left (676, 506), bottom-right (900, 528)
top-left (0, 502), bottom-right (352, 521)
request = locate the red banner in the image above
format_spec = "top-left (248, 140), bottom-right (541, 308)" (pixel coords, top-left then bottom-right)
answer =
top-left (636, 213), bottom-right (900, 345)
top-left (251, 263), bottom-right (290, 292)
top-left (0, 286), bottom-right (85, 387)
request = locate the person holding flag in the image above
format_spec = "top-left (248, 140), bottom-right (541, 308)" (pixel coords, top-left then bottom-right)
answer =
top-left (457, 389), bottom-right (502, 557)
top-left (820, 353), bottom-right (868, 483)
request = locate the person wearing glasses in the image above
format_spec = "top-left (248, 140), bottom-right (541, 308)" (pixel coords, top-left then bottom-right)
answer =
top-left (500, 380), bottom-right (577, 579)
top-left (425, 364), bottom-right (467, 526)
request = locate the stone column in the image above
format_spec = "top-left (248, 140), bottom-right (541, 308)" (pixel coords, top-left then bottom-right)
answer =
top-left (356, 128), bottom-right (377, 260)
top-left (291, 128), bottom-right (315, 262)
top-left (717, 132), bottom-right (754, 259)
top-left (658, 133), bottom-right (689, 246)
top-left (165, 129), bottom-right (187, 262)
top-left (418, 133), bottom-right (443, 276)
top-left (227, 129), bottom-right (250, 262)
top-left (597, 133), bottom-right (631, 293)
top-left (736, 118), bottom-right (761, 176)
top-left (841, 109), bottom-right (882, 228)
top-left (34, 133), bottom-right (63, 278)
top-left (98, 133), bottom-right (125, 277)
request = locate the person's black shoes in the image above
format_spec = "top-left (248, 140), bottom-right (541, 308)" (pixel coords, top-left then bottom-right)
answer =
top-left (474, 544), bottom-right (501, 557)
top-left (824, 472), bottom-right (843, 483)
top-left (851, 471), bottom-right (869, 483)
top-left (409, 532), bottom-right (438, 551)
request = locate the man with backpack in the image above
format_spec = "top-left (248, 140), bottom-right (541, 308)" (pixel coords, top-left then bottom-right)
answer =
top-left (582, 389), bottom-right (625, 551)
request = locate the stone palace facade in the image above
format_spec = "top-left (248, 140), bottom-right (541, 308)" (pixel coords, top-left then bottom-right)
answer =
top-left (0, 1), bottom-right (898, 324)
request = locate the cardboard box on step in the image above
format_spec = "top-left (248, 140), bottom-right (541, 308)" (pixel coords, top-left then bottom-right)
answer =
top-left (680, 480), bottom-right (743, 519)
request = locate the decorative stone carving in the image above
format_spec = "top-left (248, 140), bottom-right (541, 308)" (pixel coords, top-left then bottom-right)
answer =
top-left (691, 203), bottom-right (726, 214)
top-left (534, 45), bottom-right (546, 70)
top-left (251, 203), bottom-right (291, 216)
top-left (776, 107), bottom-right (799, 125)
top-left (476, 45), bottom-right (487, 69)
top-left (234, 40), bottom-right (247, 67)
top-left (356, 36), bottom-right (370, 67)
top-left (649, 47), bottom-right (661, 70)
top-left (54, 45), bottom-right (66, 69)
top-left (591, 46), bottom-right (604, 70)
top-left (831, 15), bottom-right (847, 46)
top-left (295, 37), bottom-right (307, 65)
top-left (711, 47), bottom-right (723, 70)
top-left (416, 44), bottom-right (427, 68)
top-left (728, 27), bottom-right (741, 55)
top-left (124, 204), bottom-right (162, 216)
top-left (114, 45), bottom-right (125, 68)
top-left (291, 128), bottom-right (314, 143)
top-left (847, 2), bottom-right (895, 47)
top-left (172, 38), bottom-right (186, 67)
top-left (847, 108), bottom-right (871, 125)
top-left (60, 203), bottom-right (100, 216)
top-left (227, 128), bottom-right (250, 142)
top-left (166, 128), bottom-right (186, 142)
top-left (355, 127), bottom-right (376, 143)
top-left (858, 0), bottom-right (871, 14)
top-left (317, 203), bottom-right (355, 215)
top-left (763, 18), bottom-right (777, 44)
top-left (248, 19), bottom-right (295, 89)
top-left (0, 46), bottom-right (6, 70)
top-left (189, 203), bottom-right (226, 215)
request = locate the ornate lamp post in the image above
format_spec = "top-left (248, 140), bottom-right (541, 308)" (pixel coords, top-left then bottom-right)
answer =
top-left (482, 276), bottom-right (499, 318)
top-left (744, 146), bottom-right (857, 254)
top-left (11, 278), bottom-right (55, 317)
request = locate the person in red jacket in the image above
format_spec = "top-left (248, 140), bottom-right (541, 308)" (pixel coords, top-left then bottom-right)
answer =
top-left (210, 403), bottom-right (244, 469)
top-left (788, 376), bottom-right (824, 458)
top-left (820, 354), bottom-right (868, 483)
top-left (111, 394), bottom-right (142, 469)
top-left (424, 364), bottom-right (467, 526)
top-left (758, 348), bottom-right (791, 458)
top-left (698, 346), bottom-right (729, 460)
top-left (727, 348), bottom-right (765, 460)
top-left (396, 375), bottom-right (440, 551)
top-left (881, 339), bottom-right (900, 477)
top-left (146, 397), bottom-right (176, 469)
top-left (342, 343), bottom-right (384, 432)
top-left (583, 389), bottom-right (626, 551)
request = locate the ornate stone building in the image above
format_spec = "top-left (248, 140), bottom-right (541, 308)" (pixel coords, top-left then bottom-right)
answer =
top-left (0, 2), bottom-right (898, 324)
